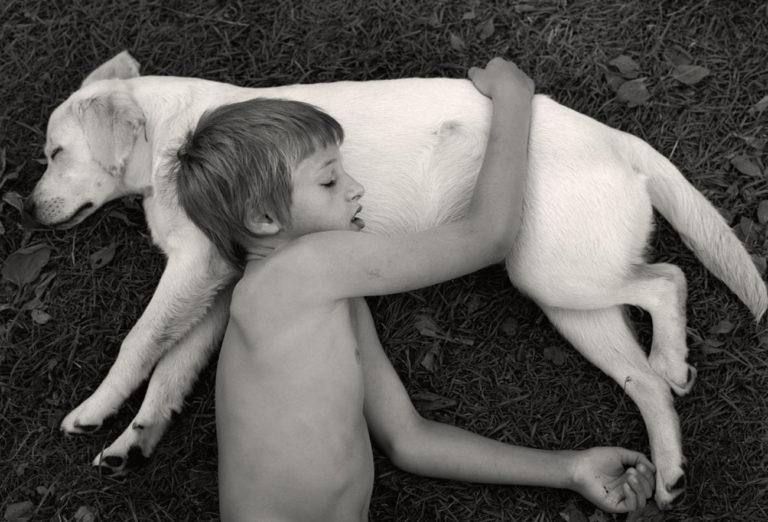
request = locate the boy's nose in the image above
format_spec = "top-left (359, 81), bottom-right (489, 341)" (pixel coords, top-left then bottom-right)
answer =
top-left (348, 180), bottom-right (364, 200)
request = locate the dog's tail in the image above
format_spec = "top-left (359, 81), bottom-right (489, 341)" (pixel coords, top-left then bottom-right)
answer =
top-left (628, 134), bottom-right (767, 320)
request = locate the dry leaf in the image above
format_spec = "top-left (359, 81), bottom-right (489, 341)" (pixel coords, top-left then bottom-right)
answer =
top-left (757, 201), bottom-right (768, 224)
top-left (608, 55), bottom-right (640, 79)
top-left (414, 314), bottom-right (442, 338)
top-left (543, 345), bottom-right (566, 366)
top-left (90, 242), bottom-right (117, 269)
top-left (412, 391), bottom-right (457, 412)
top-left (604, 71), bottom-right (626, 92)
top-left (420, 344), bottom-right (439, 372)
top-left (751, 254), bottom-right (766, 276)
top-left (730, 155), bottom-right (762, 178)
top-left (31, 309), bottom-right (52, 325)
top-left (663, 46), bottom-right (692, 66)
top-left (616, 78), bottom-right (651, 107)
top-left (74, 506), bottom-right (97, 522)
top-left (449, 32), bottom-right (466, 51)
top-left (749, 94), bottom-right (768, 114)
top-left (2, 191), bottom-right (24, 212)
top-left (461, 9), bottom-right (476, 20)
top-left (4, 501), bottom-right (34, 522)
top-left (2, 244), bottom-right (51, 287)
top-left (477, 18), bottom-right (495, 40)
top-left (738, 216), bottom-right (758, 242)
top-left (672, 64), bottom-right (710, 85)
top-left (709, 319), bottom-right (734, 335)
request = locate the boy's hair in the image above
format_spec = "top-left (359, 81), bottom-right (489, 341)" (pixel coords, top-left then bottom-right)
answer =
top-left (170, 98), bottom-right (344, 269)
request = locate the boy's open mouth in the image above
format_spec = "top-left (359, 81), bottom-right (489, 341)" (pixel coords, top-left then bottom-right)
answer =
top-left (352, 206), bottom-right (365, 229)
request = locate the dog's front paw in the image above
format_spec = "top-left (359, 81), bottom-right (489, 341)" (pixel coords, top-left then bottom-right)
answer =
top-left (92, 416), bottom-right (169, 476)
top-left (654, 463), bottom-right (686, 510)
top-left (60, 397), bottom-right (118, 435)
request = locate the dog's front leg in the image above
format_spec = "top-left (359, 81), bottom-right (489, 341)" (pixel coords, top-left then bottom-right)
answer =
top-left (91, 287), bottom-right (231, 475)
top-left (61, 242), bottom-right (234, 435)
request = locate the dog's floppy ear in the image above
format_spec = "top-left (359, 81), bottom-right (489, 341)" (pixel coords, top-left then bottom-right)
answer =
top-left (81, 51), bottom-right (141, 88)
top-left (74, 91), bottom-right (146, 175)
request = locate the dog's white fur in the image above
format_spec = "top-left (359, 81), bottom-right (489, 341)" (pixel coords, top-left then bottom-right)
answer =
top-left (30, 52), bottom-right (766, 507)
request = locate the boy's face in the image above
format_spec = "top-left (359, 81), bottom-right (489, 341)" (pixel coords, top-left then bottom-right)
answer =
top-left (285, 144), bottom-right (365, 237)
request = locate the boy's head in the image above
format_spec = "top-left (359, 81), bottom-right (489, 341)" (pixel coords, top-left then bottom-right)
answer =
top-left (171, 98), bottom-right (362, 269)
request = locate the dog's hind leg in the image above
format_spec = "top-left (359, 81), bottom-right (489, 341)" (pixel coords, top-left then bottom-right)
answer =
top-left (92, 287), bottom-right (231, 476)
top-left (543, 305), bottom-right (685, 509)
top-left (619, 263), bottom-right (694, 395)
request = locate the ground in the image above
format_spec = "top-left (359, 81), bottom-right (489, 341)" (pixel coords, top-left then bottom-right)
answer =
top-left (1, 1), bottom-right (767, 520)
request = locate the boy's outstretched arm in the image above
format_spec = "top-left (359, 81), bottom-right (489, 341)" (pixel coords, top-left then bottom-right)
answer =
top-left (267, 58), bottom-right (533, 302)
top-left (352, 299), bottom-right (655, 513)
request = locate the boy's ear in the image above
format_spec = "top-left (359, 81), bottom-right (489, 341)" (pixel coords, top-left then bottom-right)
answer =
top-left (248, 213), bottom-right (281, 236)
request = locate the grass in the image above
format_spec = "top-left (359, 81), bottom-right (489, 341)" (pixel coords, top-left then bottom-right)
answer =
top-left (2, 0), bottom-right (767, 520)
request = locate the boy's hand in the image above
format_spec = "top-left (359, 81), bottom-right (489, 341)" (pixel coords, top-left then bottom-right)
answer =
top-left (568, 447), bottom-right (656, 513)
top-left (468, 57), bottom-right (534, 100)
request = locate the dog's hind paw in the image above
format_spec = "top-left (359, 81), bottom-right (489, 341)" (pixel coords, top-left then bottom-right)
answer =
top-left (649, 355), bottom-right (697, 396)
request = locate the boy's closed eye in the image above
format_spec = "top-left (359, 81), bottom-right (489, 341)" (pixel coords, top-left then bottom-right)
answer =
top-left (321, 178), bottom-right (336, 187)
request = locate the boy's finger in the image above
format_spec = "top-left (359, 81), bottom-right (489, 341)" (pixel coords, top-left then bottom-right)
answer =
top-left (618, 449), bottom-right (655, 473)
top-left (635, 465), bottom-right (655, 495)
top-left (627, 473), bottom-right (648, 509)
top-left (621, 482), bottom-right (638, 512)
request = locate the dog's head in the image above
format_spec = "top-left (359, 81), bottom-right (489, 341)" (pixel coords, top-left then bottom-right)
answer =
top-left (26, 51), bottom-right (146, 228)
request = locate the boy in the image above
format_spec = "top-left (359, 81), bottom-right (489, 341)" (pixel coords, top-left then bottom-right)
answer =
top-left (172, 59), bottom-right (655, 521)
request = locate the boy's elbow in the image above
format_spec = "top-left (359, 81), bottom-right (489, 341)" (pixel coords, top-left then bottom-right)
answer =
top-left (379, 416), bottom-right (427, 472)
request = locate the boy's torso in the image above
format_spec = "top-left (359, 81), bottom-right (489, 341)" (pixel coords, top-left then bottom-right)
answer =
top-left (216, 265), bottom-right (374, 521)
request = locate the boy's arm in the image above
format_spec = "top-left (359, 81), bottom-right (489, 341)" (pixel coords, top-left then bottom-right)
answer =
top-left (269, 59), bottom-right (533, 302)
top-left (352, 299), bottom-right (655, 513)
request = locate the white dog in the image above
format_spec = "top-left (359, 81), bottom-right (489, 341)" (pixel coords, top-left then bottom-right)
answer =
top-left (27, 51), bottom-right (765, 508)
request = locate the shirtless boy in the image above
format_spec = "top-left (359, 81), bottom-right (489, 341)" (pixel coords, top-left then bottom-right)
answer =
top-left (171, 58), bottom-right (655, 521)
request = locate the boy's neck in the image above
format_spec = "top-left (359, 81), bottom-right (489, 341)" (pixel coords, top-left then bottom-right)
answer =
top-left (243, 234), bottom-right (293, 263)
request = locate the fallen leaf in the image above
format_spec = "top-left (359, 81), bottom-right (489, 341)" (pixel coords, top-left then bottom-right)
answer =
top-left (501, 317), bottom-right (517, 336)
top-left (477, 18), bottom-right (495, 40)
top-left (749, 94), bottom-right (768, 114)
top-left (663, 46), bottom-right (692, 66)
top-left (543, 345), bottom-right (566, 366)
top-left (420, 344), bottom-right (439, 372)
top-left (604, 71), bottom-right (626, 92)
top-left (626, 500), bottom-right (664, 521)
top-left (31, 309), bottom-right (52, 325)
top-left (2, 191), bottom-right (24, 212)
top-left (738, 216), bottom-right (758, 242)
top-left (466, 294), bottom-right (482, 315)
top-left (14, 463), bottom-right (28, 476)
top-left (461, 9), bottom-right (476, 20)
top-left (412, 391), bottom-right (457, 412)
top-left (90, 242), bottom-right (117, 269)
top-left (74, 506), bottom-right (97, 522)
top-left (710, 319), bottom-right (735, 335)
top-left (35, 486), bottom-right (48, 496)
top-left (672, 64), bottom-right (710, 85)
top-left (757, 201), bottom-right (768, 224)
top-left (559, 502), bottom-right (588, 522)
top-left (751, 254), bottom-right (766, 276)
top-left (730, 155), bottom-right (762, 178)
top-left (415, 314), bottom-right (443, 338)
top-left (2, 244), bottom-right (51, 287)
top-left (737, 135), bottom-right (766, 151)
top-left (34, 271), bottom-right (56, 299)
top-left (4, 501), bottom-right (34, 522)
top-left (588, 510), bottom-right (610, 522)
top-left (608, 55), bottom-right (640, 79)
top-left (616, 78), bottom-right (651, 107)
top-left (449, 32), bottom-right (466, 51)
